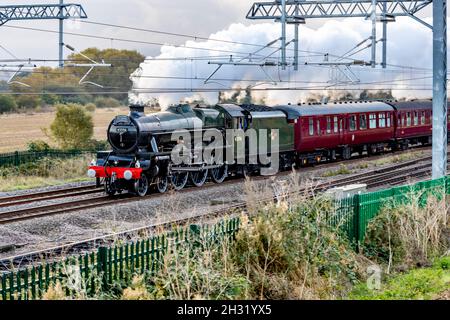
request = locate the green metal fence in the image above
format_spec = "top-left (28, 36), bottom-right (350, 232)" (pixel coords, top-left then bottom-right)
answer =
top-left (0, 219), bottom-right (240, 300)
top-left (0, 150), bottom-right (94, 167)
top-left (0, 176), bottom-right (448, 300)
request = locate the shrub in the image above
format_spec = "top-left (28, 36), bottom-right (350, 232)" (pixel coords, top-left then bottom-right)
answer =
top-left (85, 103), bottom-right (96, 113)
top-left (0, 95), bottom-right (17, 113)
top-left (94, 97), bottom-right (121, 109)
top-left (49, 103), bottom-right (94, 150)
top-left (363, 193), bottom-right (449, 271)
top-left (41, 94), bottom-right (60, 105)
top-left (15, 94), bottom-right (41, 109)
top-left (27, 140), bottom-right (51, 152)
top-left (87, 139), bottom-right (109, 151)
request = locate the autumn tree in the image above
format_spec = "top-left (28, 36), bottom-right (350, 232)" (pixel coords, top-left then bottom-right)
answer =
top-left (49, 103), bottom-right (94, 150)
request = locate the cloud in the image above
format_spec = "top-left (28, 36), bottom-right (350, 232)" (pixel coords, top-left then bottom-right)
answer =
top-left (130, 16), bottom-right (438, 107)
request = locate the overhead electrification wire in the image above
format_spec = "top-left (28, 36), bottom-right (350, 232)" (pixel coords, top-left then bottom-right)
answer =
top-left (0, 87), bottom-right (437, 96)
top-left (1, 25), bottom-right (269, 57)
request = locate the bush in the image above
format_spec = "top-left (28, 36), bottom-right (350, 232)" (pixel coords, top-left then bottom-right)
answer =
top-left (49, 103), bottom-right (94, 150)
top-left (363, 194), bottom-right (449, 271)
top-left (85, 103), bottom-right (96, 112)
top-left (27, 140), bottom-right (51, 152)
top-left (87, 139), bottom-right (109, 151)
top-left (41, 94), bottom-right (60, 105)
top-left (94, 97), bottom-right (121, 109)
top-left (0, 95), bottom-right (17, 113)
top-left (15, 94), bottom-right (41, 109)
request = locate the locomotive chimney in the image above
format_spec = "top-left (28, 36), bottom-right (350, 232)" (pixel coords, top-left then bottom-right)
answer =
top-left (129, 104), bottom-right (145, 118)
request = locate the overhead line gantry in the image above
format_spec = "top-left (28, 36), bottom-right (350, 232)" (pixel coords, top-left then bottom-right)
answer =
top-left (0, 2), bottom-right (87, 67)
top-left (247, 0), bottom-right (447, 179)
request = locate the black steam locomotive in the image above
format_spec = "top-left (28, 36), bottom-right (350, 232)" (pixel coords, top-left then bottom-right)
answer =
top-left (88, 103), bottom-right (290, 196)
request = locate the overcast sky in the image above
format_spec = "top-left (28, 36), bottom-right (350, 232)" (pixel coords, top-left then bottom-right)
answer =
top-left (0, 1), bottom-right (433, 63)
top-left (0, 0), bottom-right (260, 62)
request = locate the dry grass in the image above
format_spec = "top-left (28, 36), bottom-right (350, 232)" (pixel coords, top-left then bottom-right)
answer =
top-left (0, 107), bottom-right (128, 152)
top-left (364, 192), bottom-right (449, 272)
top-left (0, 155), bottom-right (92, 191)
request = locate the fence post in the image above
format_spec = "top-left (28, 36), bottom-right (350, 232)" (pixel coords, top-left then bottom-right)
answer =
top-left (14, 151), bottom-right (19, 167)
top-left (353, 194), bottom-right (361, 251)
top-left (97, 247), bottom-right (108, 291)
top-left (189, 224), bottom-right (202, 249)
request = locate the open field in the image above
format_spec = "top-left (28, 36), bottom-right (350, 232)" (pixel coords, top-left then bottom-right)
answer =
top-left (0, 108), bottom-right (129, 153)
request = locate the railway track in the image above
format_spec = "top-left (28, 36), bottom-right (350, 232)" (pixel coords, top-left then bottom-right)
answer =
top-left (0, 155), bottom-right (442, 271)
top-left (0, 150), bottom-right (440, 225)
top-left (0, 184), bottom-right (103, 208)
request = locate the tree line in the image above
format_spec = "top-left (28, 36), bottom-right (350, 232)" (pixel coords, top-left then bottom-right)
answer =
top-left (0, 48), bottom-right (145, 114)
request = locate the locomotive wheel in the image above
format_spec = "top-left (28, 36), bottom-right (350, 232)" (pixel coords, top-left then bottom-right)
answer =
top-left (134, 174), bottom-right (149, 197)
top-left (104, 178), bottom-right (116, 196)
top-left (155, 176), bottom-right (169, 193)
top-left (171, 171), bottom-right (188, 190)
top-left (210, 165), bottom-right (228, 184)
top-left (190, 169), bottom-right (208, 187)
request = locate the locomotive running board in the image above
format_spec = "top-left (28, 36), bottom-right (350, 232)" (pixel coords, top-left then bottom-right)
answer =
top-left (171, 165), bottom-right (224, 172)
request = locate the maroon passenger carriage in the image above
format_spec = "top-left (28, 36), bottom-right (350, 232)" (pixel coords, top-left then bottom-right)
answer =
top-left (275, 101), bottom-right (396, 165)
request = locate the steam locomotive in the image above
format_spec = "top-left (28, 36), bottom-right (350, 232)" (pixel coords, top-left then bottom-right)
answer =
top-left (88, 100), bottom-right (446, 196)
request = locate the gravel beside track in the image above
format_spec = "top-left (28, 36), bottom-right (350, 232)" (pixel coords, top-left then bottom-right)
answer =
top-left (0, 147), bottom-right (436, 267)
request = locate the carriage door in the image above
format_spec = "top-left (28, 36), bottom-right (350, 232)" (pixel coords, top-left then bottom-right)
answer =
top-left (338, 116), bottom-right (345, 145)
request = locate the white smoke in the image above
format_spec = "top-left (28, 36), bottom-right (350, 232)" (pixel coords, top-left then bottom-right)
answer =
top-left (130, 16), bottom-right (438, 108)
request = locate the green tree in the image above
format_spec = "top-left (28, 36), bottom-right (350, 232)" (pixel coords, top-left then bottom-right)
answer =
top-left (67, 48), bottom-right (145, 101)
top-left (50, 103), bottom-right (94, 150)
top-left (0, 95), bottom-right (17, 113)
top-left (10, 48), bottom-right (145, 105)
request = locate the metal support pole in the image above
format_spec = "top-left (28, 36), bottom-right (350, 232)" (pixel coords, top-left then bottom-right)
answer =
top-left (294, 4), bottom-right (299, 71)
top-left (432, 0), bottom-right (448, 179)
top-left (59, 0), bottom-right (64, 68)
top-left (371, 0), bottom-right (377, 68)
top-left (281, 0), bottom-right (287, 70)
top-left (382, 2), bottom-right (387, 68)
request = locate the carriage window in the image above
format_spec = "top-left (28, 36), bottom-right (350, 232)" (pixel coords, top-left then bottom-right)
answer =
top-left (401, 114), bottom-right (405, 127)
top-left (369, 113), bottom-right (377, 129)
top-left (309, 118), bottom-right (314, 136)
top-left (359, 114), bottom-right (367, 130)
top-left (326, 117), bottom-right (331, 134)
top-left (406, 112), bottom-right (411, 126)
top-left (421, 111), bottom-right (426, 125)
top-left (379, 113), bottom-right (386, 128)
top-left (387, 113), bottom-right (391, 127)
top-left (317, 120), bottom-right (321, 135)
top-left (349, 115), bottom-right (356, 131)
top-left (414, 112), bottom-right (419, 126)
top-left (333, 116), bottom-right (338, 133)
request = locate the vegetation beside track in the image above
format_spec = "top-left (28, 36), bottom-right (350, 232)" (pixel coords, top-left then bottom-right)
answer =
top-left (349, 256), bottom-right (450, 300)
top-left (0, 155), bottom-right (92, 192)
top-left (36, 178), bottom-right (449, 300)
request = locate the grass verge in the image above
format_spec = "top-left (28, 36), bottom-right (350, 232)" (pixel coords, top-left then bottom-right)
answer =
top-left (0, 155), bottom-right (92, 192)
